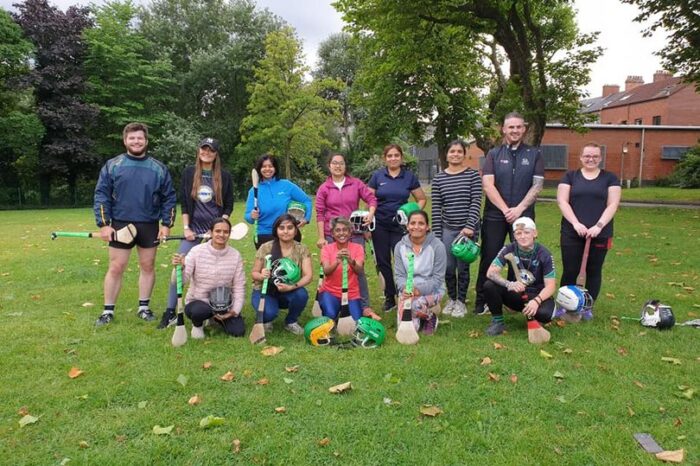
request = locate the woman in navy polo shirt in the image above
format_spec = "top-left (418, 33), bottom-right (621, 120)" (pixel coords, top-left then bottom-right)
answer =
top-left (368, 144), bottom-right (426, 311)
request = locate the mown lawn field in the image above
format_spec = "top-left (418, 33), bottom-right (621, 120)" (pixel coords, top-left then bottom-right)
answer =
top-left (0, 202), bottom-right (697, 465)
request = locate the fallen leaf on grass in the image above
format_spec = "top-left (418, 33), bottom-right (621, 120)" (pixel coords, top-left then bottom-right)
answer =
top-left (493, 342), bottom-right (505, 350)
top-left (19, 414), bottom-right (38, 427)
top-left (677, 388), bottom-right (694, 400)
top-left (78, 441), bottom-right (89, 449)
top-left (285, 365), bottom-right (299, 373)
top-left (318, 437), bottom-right (331, 447)
top-left (68, 367), bottom-right (84, 379)
top-left (220, 371), bottom-right (235, 381)
top-left (673, 418), bottom-right (682, 427)
top-left (152, 425), bottom-right (174, 435)
top-left (553, 371), bottom-right (565, 379)
top-left (138, 401), bottom-right (148, 409)
top-left (555, 396), bottom-right (567, 403)
top-left (510, 374), bottom-right (518, 384)
top-left (488, 373), bottom-right (500, 382)
top-left (562, 348), bottom-right (573, 355)
top-left (202, 361), bottom-right (212, 370)
top-left (633, 381), bottom-right (645, 389)
top-left (661, 357), bottom-right (681, 365)
top-left (540, 350), bottom-right (553, 359)
top-left (419, 405), bottom-right (443, 417)
top-left (199, 415), bottom-right (224, 429)
top-left (232, 439), bottom-right (241, 454)
top-left (627, 406), bottom-right (635, 417)
top-left (188, 395), bottom-right (201, 406)
top-left (468, 330), bottom-right (481, 338)
top-left (480, 357), bottom-right (492, 366)
top-left (605, 293), bottom-right (615, 299)
top-left (176, 374), bottom-right (188, 386)
top-left (18, 406), bottom-right (29, 416)
top-left (261, 346), bottom-right (284, 356)
top-left (328, 382), bottom-right (352, 394)
top-left (256, 378), bottom-right (269, 385)
top-left (617, 347), bottom-right (628, 356)
top-left (655, 449), bottom-right (685, 463)
top-left (274, 407), bottom-right (286, 414)
top-left (283, 378), bottom-right (293, 384)
top-left (242, 369), bottom-right (253, 378)
top-left (81, 302), bottom-right (93, 307)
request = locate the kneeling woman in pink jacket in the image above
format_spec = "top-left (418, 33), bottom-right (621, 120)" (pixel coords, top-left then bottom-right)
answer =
top-left (173, 217), bottom-right (246, 338)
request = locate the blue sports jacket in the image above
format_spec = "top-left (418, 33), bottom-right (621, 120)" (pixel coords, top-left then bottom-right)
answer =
top-left (244, 178), bottom-right (312, 235)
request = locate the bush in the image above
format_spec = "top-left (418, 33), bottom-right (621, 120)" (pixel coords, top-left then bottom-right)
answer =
top-left (667, 146), bottom-right (700, 188)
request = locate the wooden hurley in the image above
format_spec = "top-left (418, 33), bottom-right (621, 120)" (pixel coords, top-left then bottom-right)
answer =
top-left (396, 251), bottom-right (419, 345)
top-left (171, 264), bottom-right (188, 347)
top-left (249, 255), bottom-right (271, 345)
top-left (156, 222), bottom-right (249, 244)
top-left (503, 252), bottom-right (550, 344)
top-left (251, 169), bottom-right (260, 244)
top-left (51, 223), bottom-right (137, 244)
top-left (336, 257), bottom-right (356, 336)
top-left (311, 267), bottom-right (323, 317)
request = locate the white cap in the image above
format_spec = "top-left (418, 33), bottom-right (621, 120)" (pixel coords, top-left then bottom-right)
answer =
top-left (513, 216), bottom-right (536, 232)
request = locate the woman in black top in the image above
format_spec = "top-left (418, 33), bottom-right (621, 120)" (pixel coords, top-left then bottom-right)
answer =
top-left (556, 143), bottom-right (621, 300)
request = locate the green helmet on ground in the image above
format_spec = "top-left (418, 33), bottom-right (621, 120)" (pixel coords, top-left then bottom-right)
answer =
top-left (304, 317), bottom-right (335, 346)
top-left (271, 257), bottom-right (301, 285)
top-left (287, 201), bottom-right (306, 222)
top-left (352, 317), bottom-right (386, 348)
top-left (396, 202), bottom-right (421, 226)
top-left (451, 235), bottom-right (480, 264)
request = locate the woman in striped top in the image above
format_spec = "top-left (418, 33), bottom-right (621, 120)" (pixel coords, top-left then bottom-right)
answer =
top-left (430, 140), bottom-right (483, 317)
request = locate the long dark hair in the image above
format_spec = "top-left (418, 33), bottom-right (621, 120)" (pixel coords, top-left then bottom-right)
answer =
top-left (270, 213), bottom-right (300, 260)
top-left (191, 143), bottom-right (223, 206)
top-left (255, 154), bottom-right (281, 181)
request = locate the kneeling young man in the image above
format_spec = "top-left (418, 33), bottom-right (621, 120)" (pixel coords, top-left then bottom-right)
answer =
top-left (484, 217), bottom-right (556, 336)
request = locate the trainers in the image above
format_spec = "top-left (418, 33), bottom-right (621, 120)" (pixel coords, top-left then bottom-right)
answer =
top-left (475, 303), bottom-right (491, 316)
top-left (191, 326), bottom-right (205, 339)
top-left (263, 322), bottom-right (273, 332)
top-left (95, 312), bottom-right (114, 327)
top-left (422, 314), bottom-right (439, 335)
top-left (285, 322), bottom-right (304, 335)
top-left (452, 301), bottom-right (467, 318)
top-left (137, 308), bottom-right (156, 322)
top-left (157, 309), bottom-right (176, 329)
top-left (485, 321), bottom-right (506, 336)
top-left (442, 299), bottom-right (455, 316)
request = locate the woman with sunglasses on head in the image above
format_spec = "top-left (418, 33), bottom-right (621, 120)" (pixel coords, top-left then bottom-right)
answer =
top-left (316, 153), bottom-right (378, 317)
top-left (251, 214), bottom-right (313, 335)
top-left (368, 144), bottom-right (426, 312)
top-left (245, 154), bottom-right (313, 249)
top-left (172, 217), bottom-right (246, 338)
top-left (159, 138), bottom-right (234, 329)
top-left (557, 143), bottom-right (621, 301)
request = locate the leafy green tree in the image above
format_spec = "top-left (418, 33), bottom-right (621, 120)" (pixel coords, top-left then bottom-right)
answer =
top-left (83, 0), bottom-right (175, 160)
top-left (667, 146), bottom-right (700, 188)
top-left (238, 27), bottom-right (341, 187)
top-left (622, 0), bottom-right (699, 89)
top-left (13, 0), bottom-right (98, 205)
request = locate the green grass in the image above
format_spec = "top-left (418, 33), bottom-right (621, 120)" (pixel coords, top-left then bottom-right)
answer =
top-left (1, 204), bottom-right (698, 465)
top-left (540, 186), bottom-right (700, 204)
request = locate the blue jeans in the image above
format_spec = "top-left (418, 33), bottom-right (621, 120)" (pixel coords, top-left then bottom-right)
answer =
top-left (326, 234), bottom-right (371, 309)
top-left (319, 291), bottom-right (363, 321)
top-left (251, 287), bottom-right (308, 324)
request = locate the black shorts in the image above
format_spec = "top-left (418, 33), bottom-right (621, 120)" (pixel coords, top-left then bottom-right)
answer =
top-left (110, 220), bottom-right (159, 249)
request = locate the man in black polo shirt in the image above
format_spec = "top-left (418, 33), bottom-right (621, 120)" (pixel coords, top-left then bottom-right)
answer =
top-left (474, 112), bottom-right (544, 315)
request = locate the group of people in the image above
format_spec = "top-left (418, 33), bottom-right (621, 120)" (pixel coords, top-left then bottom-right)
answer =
top-left (92, 115), bottom-right (620, 340)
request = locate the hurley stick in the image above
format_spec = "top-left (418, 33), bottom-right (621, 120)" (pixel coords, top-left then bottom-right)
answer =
top-left (51, 223), bottom-right (137, 244)
top-left (336, 257), bottom-right (356, 336)
top-left (311, 267), bottom-right (323, 317)
top-left (249, 255), bottom-right (271, 345)
top-left (503, 252), bottom-right (550, 344)
top-left (251, 169), bottom-right (260, 244)
top-left (156, 222), bottom-right (249, 244)
top-left (396, 251), bottom-right (419, 345)
top-left (171, 264), bottom-right (188, 347)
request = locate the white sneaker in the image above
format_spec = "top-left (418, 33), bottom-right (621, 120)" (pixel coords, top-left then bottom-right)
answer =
top-left (263, 322), bottom-right (273, 332)
top-left (451, 301), bottom-right (467, 318)
top-left (442, 300), bottom-right (456, 316)
top-left (191, 326), bottom-right (205, 339)
top-left (285, 322), bottom-right (304, 335)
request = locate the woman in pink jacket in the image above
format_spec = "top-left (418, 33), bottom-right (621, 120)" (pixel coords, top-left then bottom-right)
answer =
top-left (316, 153), bottom-right (377, 315)
top-left (172, 217), bottom-right (246, 338)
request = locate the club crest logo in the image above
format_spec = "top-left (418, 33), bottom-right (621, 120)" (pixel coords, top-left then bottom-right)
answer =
top-left (521, 158), bottom-right (530, 166)
top-left (197, 185), bottom-right (213, 203)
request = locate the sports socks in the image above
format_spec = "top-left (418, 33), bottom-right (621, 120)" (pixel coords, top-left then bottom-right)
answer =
top-left (139, 299), bottom-right (150, 311)
top-left (491, 315), bottom-right (504, 324)
top-left (103, 304), bottom-right (115, 315)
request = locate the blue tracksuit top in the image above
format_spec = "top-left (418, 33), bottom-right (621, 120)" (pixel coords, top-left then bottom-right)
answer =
top-left (94, 153), bottom-right (177, 227)
top-left (244, 178), bottom-right (312, 235)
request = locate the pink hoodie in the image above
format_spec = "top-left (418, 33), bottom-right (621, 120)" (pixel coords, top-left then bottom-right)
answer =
top-left (315, 175), bottom-right (377, 237)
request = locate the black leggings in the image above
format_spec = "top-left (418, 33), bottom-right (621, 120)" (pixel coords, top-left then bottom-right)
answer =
top-left (371, 224), bottom-right (404, 301)
top-left (475, 218), bottom-right (515, 304)
top-left (559, 234), bottom-right (610, 301)
top-left (483, 280), bottom-right (555, 324)
top-left (185, 300), bottom-right (245, 337)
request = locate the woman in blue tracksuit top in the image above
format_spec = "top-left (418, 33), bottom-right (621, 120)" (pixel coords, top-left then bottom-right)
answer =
top-left (245, 154), bottom-right (313, 249)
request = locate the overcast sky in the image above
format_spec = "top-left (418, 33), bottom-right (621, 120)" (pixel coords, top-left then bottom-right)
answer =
top-left (2, 0), bottom-right (669, 97)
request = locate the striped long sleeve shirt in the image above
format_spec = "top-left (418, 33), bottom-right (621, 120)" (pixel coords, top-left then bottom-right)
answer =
top-left (431, 168), bottom-right (482, 239)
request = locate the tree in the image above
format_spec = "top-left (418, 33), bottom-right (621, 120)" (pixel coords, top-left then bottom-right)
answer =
top-left (83, 0), bottom-right (175, 160)
top-left (238, 27), bottom-right (341, 186)
top-left (622, 0), bottom-right (700, 89)
top-left (13, 0), bottom-right (98, 205)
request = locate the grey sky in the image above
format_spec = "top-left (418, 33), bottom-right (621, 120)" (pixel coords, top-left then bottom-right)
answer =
top-left (2, 0), bottom-right (669, 97)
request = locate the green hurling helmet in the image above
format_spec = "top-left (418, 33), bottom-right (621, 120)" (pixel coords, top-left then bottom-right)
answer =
top-left (304, 317), bottom-right (335, 346)
top-left (270, 257), bottom-right (302, 286)
top-left (287, 201), bottom-right (306, 222)
top-left (352, 317), bottom-right (386, 348)
top-left (350, 210), bottom-right (375, 233)
top-left (451, 235), bottom-right (480, 264)
top-left (396, 202), bottom-right (421, 226)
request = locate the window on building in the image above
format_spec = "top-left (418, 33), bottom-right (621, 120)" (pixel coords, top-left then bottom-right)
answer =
top-left (541, 145), bottom-right (568, 170)
top-left (634, 118), bottom-right (643, 125)
top-left (661, 146), bottom-right (691, 161)
top-left (652, 115), bottom-right (661, 125)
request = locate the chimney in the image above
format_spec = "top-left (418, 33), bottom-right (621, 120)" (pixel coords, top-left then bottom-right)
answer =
top-left (625, 75), bottom-right (644, 91)
top-left (602, 84), bottom-right (620, 97)
top-left (653, 70), bottom-right (672, 82)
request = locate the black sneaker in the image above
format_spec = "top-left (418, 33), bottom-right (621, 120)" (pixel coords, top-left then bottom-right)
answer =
top-left (95, 312), bottom-right (114, 327)
top-left (485, 321), bottom-right (506, 336)
top-left (475, 303), bottom-right (491, 316)
top-left (137, 308), bottom-right (156, 322)
top-left (383, 299), bottom-right (396, 312)
top-left (157, 309), bottom-right (176, 329)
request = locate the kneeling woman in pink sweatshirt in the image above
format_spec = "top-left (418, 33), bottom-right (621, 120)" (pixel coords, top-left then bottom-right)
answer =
top-left (173, 217), bottom-right (246, 338)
